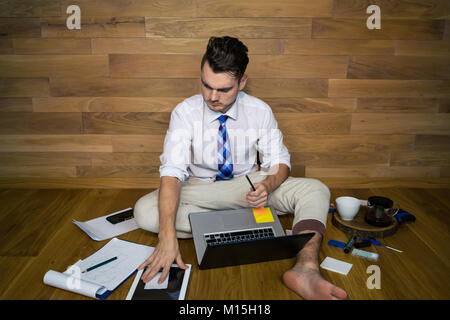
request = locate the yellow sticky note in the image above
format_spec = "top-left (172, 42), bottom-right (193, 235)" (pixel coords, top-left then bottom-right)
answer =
top-left (252, 207), bottom-right (274, 223)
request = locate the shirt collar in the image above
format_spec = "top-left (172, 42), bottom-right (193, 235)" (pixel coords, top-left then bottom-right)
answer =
top-left (204, 92), bottom-right (241, 124)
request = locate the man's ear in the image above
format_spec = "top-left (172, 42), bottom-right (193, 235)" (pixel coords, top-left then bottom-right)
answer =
top-left (239, 74), bottom-right (248, 91)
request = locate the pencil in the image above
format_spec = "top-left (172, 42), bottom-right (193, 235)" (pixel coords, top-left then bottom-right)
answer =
top-left (245, 174), bottom-right (256, 191)
top-left (82, 256), bottom-right (118, 273)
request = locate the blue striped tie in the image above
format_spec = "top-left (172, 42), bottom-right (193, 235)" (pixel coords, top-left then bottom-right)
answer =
top-left (216, 115), bottom-right (234, 181)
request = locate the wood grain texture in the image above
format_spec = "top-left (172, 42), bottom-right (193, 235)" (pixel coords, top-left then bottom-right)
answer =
top-left (41, 17), bottom-right (145, 38)
top-left (13, 38), bottom-right (91, 54)
top-left (0, 18), bottom-right (41, 38)
top-left (290, 152), bottom-right (389, 167)
top-left (1, 188), bottom-right (448, 300)
top-left (247, 55), bottom-right (348, 78)
top-left (306, 166), bottom-right (441, 178)
top-left (49, 78), bottom-right (200, 97)
top-left (82, 112), bottom-right (170, 135)
top-left (347, 56), bottom-right (450, 80)
top-left (92, 38), bottom-right (283, 54)
top-left (60, 0), bottom-right (333, 18)
top-left (395, 40), bottom-right (450, 56)
top-left (0, 98), bottom-right (33, 112)
top-left (145, 17), bottom-right (312, 39)
top-left (197, 0), bottom-right (333, 18)
top-left (329, 80), bottom-right (450, 98)
top-left (0, 178), bottom-right (449, 189)
top-left (414, 135), bottom-right (450, 152)
top-left (351, 113), bottom-right (450, 134)
top-left (60, 0), bottom-right (198, 17)
top-left (333, 0), bottom-right (450, 19)
top-left (391, 151), bottom-right (450, 166)
top-left (265, 98), bottom-right (356, 113)
top-left (0, 78), bottom-right (49, 97)
top-left (0, 39), bottom-right (13, 53)
top-left (0, 166), bottom-right (77, 178)
top-left (0, 1), bottom-right (449, 184)
top-left (111, 135), bottom-right (165, 152)
top-left (0, 0), bottom-right (61, 17)
top-left (312, 18), bottom-right (445, 40)
top-left (275, 113), bottom-right (351, 134)
top-left (0, 113), bottom-right (81, 134)
top-left (284, 39), bottom-right (395, 55)
top-left (33, 97), bottom-right (182, 112)
top-left (356, 98), bottom-right (439, 113)
top-left (76, 166), bottom-right (160, 178)
top-left (0, 55), bottom-right (109, 78)
top-left (284, 134), bottom-right (414, 153)
top-left (0, 152), bottom-right (91, 166)
top-left (0, 135), bottom-right (113, 152)
top-left (110, 54), bottom-right (201, 78)
top-left (245, 79), bottom-right (328, 98)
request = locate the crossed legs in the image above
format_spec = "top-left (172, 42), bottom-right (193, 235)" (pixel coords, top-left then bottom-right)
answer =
top-left (134, 173), bottom-right (347, 299)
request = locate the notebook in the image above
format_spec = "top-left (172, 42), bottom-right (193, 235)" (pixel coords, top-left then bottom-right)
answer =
top-left (43, 238), bottom-right (154, 299)
top-left (189, 206), bottom-right (314, 269)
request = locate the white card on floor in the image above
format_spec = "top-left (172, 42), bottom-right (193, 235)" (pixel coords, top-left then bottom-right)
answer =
top-left (144, 272), bottom-right (168, 290)
top-left (320, 257), bottom-right (353, 275)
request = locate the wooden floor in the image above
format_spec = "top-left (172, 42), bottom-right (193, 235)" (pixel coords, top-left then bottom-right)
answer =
top-left (0, 187), bottom-right (449, 300)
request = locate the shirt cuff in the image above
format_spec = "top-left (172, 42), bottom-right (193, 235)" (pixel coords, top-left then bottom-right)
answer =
top-left (159, 166), bottom-right (188, 182)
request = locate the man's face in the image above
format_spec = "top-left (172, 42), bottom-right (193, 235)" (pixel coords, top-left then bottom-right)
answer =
top-left (201, 61), bottom-right (247, 114)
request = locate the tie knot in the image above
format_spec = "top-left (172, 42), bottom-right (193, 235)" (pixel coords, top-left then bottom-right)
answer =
top-left (217, 115), bottom-right (229, 124)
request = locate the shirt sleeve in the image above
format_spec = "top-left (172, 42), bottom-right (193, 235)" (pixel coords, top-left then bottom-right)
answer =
top-left (159, 106), bottom-right (192, 182)
top-left (257, 107), bottom-right (291, 174)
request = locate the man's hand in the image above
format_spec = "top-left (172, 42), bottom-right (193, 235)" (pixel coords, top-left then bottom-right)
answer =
top-left (138, 234), bottom-right (187, 284)
top-left (246, 182), bottom-right (269, 207)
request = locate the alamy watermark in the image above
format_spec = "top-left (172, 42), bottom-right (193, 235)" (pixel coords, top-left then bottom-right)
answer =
top-left (366, 265), bottom-right (381, 290)
top-left (66, 4), bottom-right (81, 30)
top-left (66, 264), bottom-right (81, 290)
top-left (366, 5), bottom-right (381, 30)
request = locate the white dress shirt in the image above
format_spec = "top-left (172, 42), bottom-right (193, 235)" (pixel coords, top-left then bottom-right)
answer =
top-left (159, 91), bottom-right (291, 182)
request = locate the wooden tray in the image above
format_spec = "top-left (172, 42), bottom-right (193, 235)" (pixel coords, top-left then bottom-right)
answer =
top-left (332, 206), bottom-right (398, 238)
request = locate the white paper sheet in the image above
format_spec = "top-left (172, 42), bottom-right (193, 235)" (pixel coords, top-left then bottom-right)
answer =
top-left (43, 270), bottom-right (106, 299)
top-left (144, 272), bottom-right (169, 290)
top-left (320, 257), bottom-right (353, 275)
top-left (73, 238), bottom-right (154, 291)
top-left (73, 208), bottom-right (139, 241)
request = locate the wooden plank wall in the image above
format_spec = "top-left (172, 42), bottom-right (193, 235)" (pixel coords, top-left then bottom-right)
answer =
top-left (0, 0), bottom-right (449, 188)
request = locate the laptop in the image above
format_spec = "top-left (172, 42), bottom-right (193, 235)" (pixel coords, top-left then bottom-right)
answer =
top-left (189, 206), bottom-right (314, 269)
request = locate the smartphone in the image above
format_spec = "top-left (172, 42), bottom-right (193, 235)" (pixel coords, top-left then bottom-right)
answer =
top-left (106, 208), bottom-right (134, 224)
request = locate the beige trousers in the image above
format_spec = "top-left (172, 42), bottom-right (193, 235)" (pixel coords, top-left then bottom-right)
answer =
top-left (134, 171), bottom-right (330, 239)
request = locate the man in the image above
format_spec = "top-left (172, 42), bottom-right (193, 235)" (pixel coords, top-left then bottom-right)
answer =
top-left (134, 36), bottom-right (347, 300)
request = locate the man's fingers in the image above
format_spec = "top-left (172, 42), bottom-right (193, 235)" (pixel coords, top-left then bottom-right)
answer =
top-left (138, 252), bottom-right (155, 270)
top-left (175, 253), bottom-right (188, 270)
top-left (142, 260), bottom-right (163, 283)
top-left (158, 264), bottom-right (171, 284)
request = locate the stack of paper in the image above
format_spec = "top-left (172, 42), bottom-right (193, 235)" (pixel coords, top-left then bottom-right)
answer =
top-left (43, 238), bottom-right (154, 299)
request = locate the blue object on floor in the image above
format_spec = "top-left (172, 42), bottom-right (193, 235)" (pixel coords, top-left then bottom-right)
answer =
top-left (328, 240), bottom-right (346, 248)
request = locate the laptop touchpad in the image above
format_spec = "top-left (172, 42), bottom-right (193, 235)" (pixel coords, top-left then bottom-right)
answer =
top-left (222, 213), bottom-right (253, 229)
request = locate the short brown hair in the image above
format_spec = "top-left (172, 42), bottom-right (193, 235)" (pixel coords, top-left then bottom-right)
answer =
top-left (201, 36), bottom-right (249, 81)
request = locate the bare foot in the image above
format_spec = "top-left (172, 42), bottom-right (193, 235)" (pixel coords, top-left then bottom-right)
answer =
top-left (283, 267), bottom-right (347, 300)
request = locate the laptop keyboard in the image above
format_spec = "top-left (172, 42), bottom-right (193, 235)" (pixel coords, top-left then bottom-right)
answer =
top-left (204, 227), bottom-right (275, 246)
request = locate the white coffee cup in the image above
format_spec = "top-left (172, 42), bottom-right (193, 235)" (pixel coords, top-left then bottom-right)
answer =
top-left (336, 196), bottom-right (361, 221)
